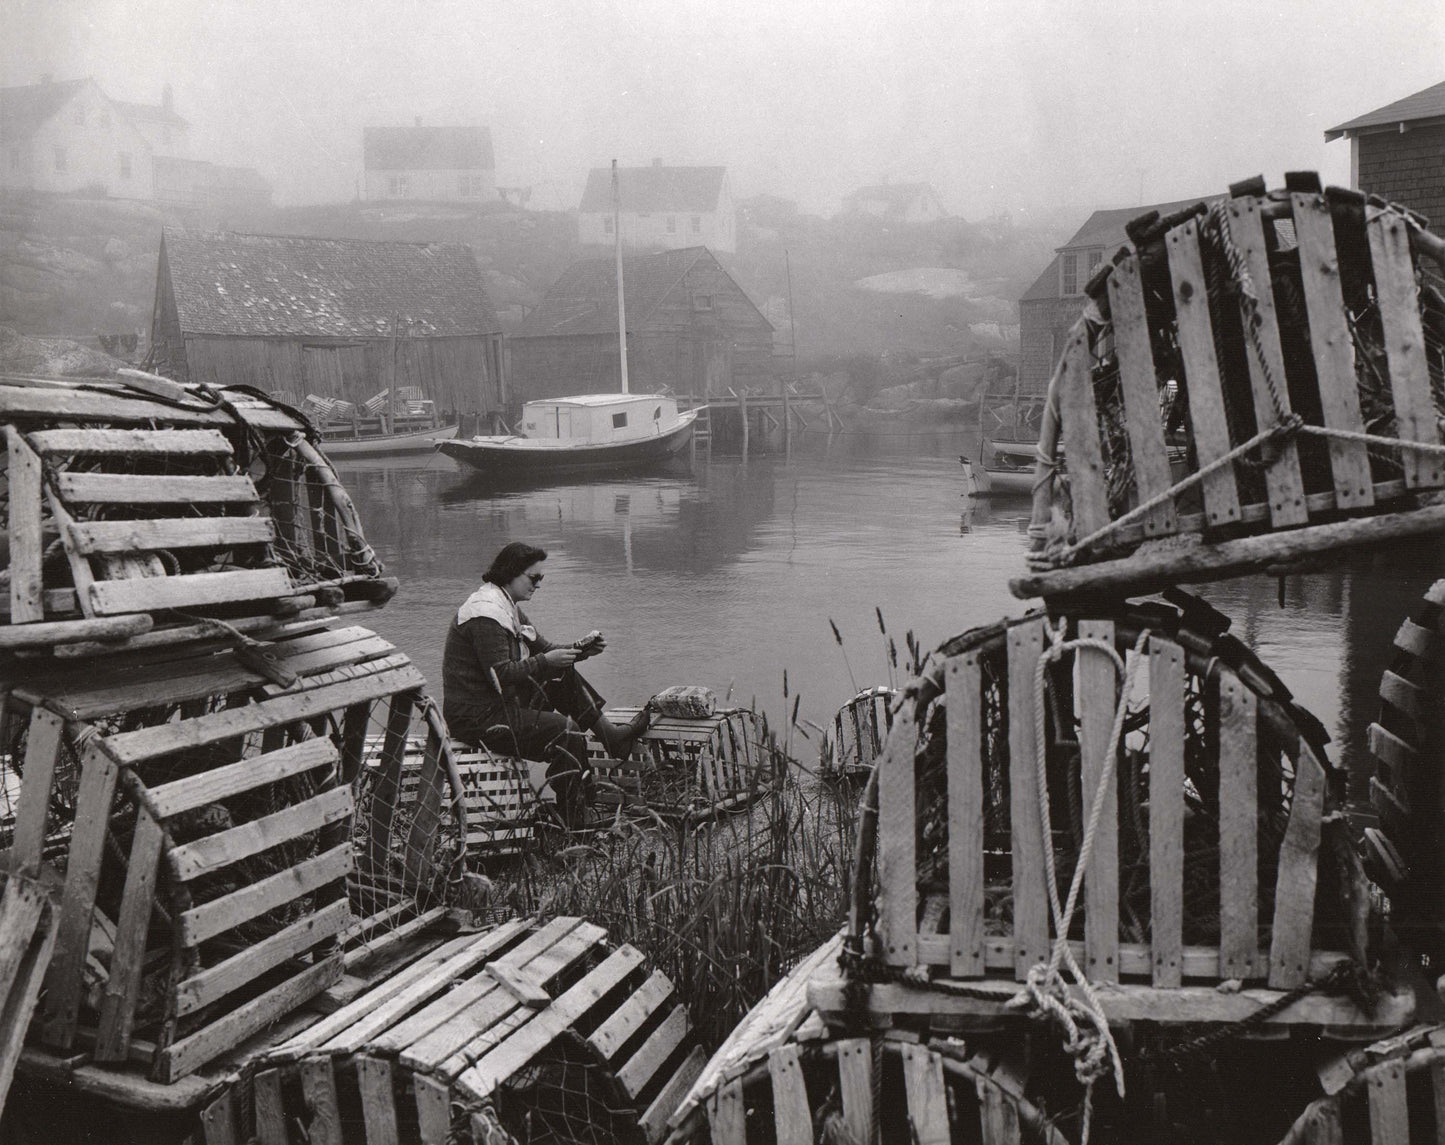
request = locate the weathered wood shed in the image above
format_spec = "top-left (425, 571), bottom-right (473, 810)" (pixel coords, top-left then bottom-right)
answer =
top-left (509, 246), bottom-right (773, 403)
top-left (148, 229), bottom-right (505, 417)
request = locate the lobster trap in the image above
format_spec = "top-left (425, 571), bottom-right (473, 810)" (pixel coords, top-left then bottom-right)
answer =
top-left (1014, 174), bottom-right (1445, 601)
top-left (1, 375), bottom-right (396, 654)
top-left (0, 616), bottom-right (472, 1085)
top-left (809, 593), bottom-right (1412, 1038)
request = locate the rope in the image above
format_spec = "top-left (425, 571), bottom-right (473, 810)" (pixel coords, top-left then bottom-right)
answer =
top-left (1003, 622), bottom-right (1148, 1144)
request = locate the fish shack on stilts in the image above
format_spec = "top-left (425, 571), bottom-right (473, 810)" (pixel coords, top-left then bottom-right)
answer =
top-left (665, 174), bottom-right (1445, 1145)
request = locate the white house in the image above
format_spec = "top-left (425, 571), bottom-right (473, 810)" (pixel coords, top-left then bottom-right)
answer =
top-left (577, 162), bottom-right (737, 254)
top-left (841, 181), bottom-right (949, 224)
top-left (0, 77), bottom-right (157, 198)
top-left (362, 122), bottom-right (496, 202)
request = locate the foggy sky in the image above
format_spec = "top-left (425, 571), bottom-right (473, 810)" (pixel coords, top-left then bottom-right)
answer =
top-left (5, 0), bottom-right (1443, 219)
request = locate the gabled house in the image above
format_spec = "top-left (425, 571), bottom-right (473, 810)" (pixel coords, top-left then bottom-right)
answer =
top-left (1017, 196), bottom-right (1218, 393)
top-left (578, 162), bottom-right (737, 253)
top-left (509, 246), bottom-right (772, 401)
top-left (0, 77), bottom-right (155, 197)
top-left (149, 229), bottom-right (504, 416)
top-left (1326, 79), bottom-right (1445, 226)
top-left (362, 122), bottom-right (496, 202)
top-left (841, 181), bottom-right (948, 224)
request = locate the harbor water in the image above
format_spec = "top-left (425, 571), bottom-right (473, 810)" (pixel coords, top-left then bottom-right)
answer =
top-left (336, 428), bottom-right (1445, 794)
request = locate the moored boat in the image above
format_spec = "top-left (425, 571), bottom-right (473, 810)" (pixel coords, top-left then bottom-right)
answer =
top-left (439, 393), bottom-right (698, 474)
top-left (322, 420), bottom-right (459, 457)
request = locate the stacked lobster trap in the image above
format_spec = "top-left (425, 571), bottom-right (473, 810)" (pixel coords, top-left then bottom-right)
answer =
top-left (666, 175), bottom-right (1445, 1145)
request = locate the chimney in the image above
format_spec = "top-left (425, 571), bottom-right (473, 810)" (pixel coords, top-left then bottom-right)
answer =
top-left (652, 157), bottom-right (663, 167)
top-left (162, 83), bottom-right (173, 111)
top-left (414, 116), bottom-right (422, 127)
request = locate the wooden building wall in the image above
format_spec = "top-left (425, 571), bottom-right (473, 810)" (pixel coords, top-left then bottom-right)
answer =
top-left (177, 333), bottom-right (503, 415)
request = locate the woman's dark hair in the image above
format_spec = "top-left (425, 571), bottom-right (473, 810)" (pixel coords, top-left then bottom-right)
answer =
top-left (483, 542), bottom-right (548, 585)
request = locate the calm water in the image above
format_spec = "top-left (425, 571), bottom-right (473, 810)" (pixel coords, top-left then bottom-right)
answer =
top-left (335, 429), bottom-right (1445, 790)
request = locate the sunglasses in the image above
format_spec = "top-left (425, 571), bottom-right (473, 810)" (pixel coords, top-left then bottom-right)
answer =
top-left (526, 572), bottom-right (545, 585)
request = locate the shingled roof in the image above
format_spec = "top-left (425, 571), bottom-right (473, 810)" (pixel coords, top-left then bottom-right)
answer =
top-left (1326, 79), bottom-right (1445, 140)
top-left (519, 247), bottom-right (756, 338)
top-left (578, 166), bottom-right (727, 214)
top-left (0, 78), bottom-right (89, 139)
top-left (364, 125), bottom-right (494, 171)
top-left (162, 229), bottom-right (497, 338)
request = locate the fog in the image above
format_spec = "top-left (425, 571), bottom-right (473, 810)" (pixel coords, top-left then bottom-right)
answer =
top-left (5, 0), bottom-right (1443, 216)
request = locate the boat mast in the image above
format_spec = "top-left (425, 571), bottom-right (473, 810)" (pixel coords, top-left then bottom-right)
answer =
top-left (612, 158), bottom-right (630, 394)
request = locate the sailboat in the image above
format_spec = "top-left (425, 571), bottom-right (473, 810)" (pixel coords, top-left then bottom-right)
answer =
top-left (439, 160), bottom-right (698, 476)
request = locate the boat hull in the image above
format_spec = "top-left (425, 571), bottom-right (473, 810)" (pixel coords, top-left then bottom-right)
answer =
top-left (439, 411), bottom-right (697, 474)
top-left (321, 424), bottom-right (459, 458)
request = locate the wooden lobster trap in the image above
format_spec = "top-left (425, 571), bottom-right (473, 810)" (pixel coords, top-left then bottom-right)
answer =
top-left (1014, 174), bottom-right (1445, 601)
top-left (0, 621), bottom-right (472, 1084)
top-left (1, 374), bottom-right (396, 656)
top-left (237, 915), bottom-right (704, 1145)
top-left (810, 594), bottom-right (1414, 1039)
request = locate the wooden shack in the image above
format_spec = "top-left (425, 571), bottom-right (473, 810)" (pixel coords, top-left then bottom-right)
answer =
top-left (147, 229), bottom-right (506, 419)
top-left (508, 247), bottom-right (774, 404)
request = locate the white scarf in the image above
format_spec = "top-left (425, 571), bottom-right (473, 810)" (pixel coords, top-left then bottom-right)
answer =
top-left (457, 582), bottom-right (538, 649)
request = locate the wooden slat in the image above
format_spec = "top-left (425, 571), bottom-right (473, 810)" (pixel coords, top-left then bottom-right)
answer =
top-left (980, 1076), bottom-right (1023, 1145)
top-left (252, 1068), bottom-right (287, 1145)
top-left (640, 1044), bottom-right (706, 1144)
top-left (355, 1056), bottom-right (401, 1145)
top-left (1432, 1046), bottom-right (1445, 1145)
top-left (1107, 257), bottom-right (1178, 537)
top-left (1167, 217), bottom-right (1243, 525)
top-left (1366, 1060), bottom-right (1410, 1145)
top-left (1078, 620), bottom-right (1119, 983)
top-left (616, 1003), bottom-right (688, 1097)
top-left (40, 740), bottom-right (119, 1047)
top-left (589, 967), bottom-right (673, 1059)
top-left (403, 724), bottom-right (448, 890)
top-left (1056, 328), bottom-right (1111, 537)
top-left (94, 809), bottom-right (164, 1060)
top-left (158, 953), bottom-right (343, 1082)
top-left (900, 1043), bottom-right (950, 1145)
top-left (175, 899), bottom-right (351, 1015)
top-left (200, 1090), bottom-right (238, 1145)
top-left (103, 664), bottom-right (426, 763)
top-left (8, 706), bottom-right (64, 876)
top-left (1148, 637), bottom-right (1185, 987)
top-left (68, 516), bottom-right (276, 555)
top-left (1269, 741), bottom-right (1326, 989)
top-left (1225, 196), bottom-right (1309, 526)
top-left (1291, 192), bottom-right (1374, 509)
top-left (769, 1044), bottom-right (813, 1145)
top-left (53, 471), bottom-right (259, 504)
top-left (150, 737), bottom-right (339, 818)
top-left (457, 944), bottom-right (648, 1101)
top-left (0, 878), bottom-right (56, 1114)
top-left (275, 636), bottom-right (397, 679)
top-left (179, 843), bottom-right (352, 946)
top-left (946, 651), bottom-right (985, 976)
top-left (1218, 670), bottom-right (1259, 979)
top-left (414, 1074), bottom-right (453, 1144)
top-left (1393, 617), bottom-right (1435, 658)
top-left (27, 427), bottom-right (234, 455)
top-left (836, 1037), bottom-right (873, 1145)
top-left (1369, 210), bottom-right (1444, 488)
top-left (6, 427), bottom-right (45, 622)
top-left (1008, 619), bottom-right (1050, 976)
top-left (0, 383), bottom-right (300, 428)
top-left (299, 1055), bottom-right (344, 1145)
top-left (709, 1078), bottom-right (746, 1145)
top-left (1380, 670), bottom-right (1424, 720)
top-left (875, 696), bottom-right (918, 967)
top-left (167, 787), bottom-right (353, 882)
top-left (43, 491), bottom-right (99, 620)
top-left (88, 568), bottom-right (294, 617)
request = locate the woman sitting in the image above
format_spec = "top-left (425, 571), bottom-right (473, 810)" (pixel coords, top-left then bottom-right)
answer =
top-left (441, 542), bottom-right (651, 823)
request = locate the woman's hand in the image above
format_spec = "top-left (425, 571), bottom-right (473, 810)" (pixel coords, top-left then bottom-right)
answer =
top-left (543, 646), bottom-right (582, 669)
top-left (574, 630), bottom-right (606, 657)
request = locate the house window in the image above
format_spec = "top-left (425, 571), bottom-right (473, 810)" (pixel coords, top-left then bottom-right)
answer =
top-left (603, 216), bottom-right (614, 235)
top-left (1061, 253), bottom-right (1079, 296)
top-left (163, 127), bottom-right (172, 147)
top-left (119, 152), bottom-right (131, 179)
top-left (389, 174), bottom-right (410, 197)
top-left (460, 173), bottom-right (481, 197)
top-left (1087, 249), bottom-right (1103, 275)
top-left (693, 294), bottom-right (714, 311)
top-left (73, 106), bottom-right (85, 126)
top-left (691, 215), bottom-right (702, 233)
top-left (612, 411), bottom-right (628, 429)
top-left (53, 147), bottom-right (67, 173)
top-left (666, 215), bottom-right (677, 234)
